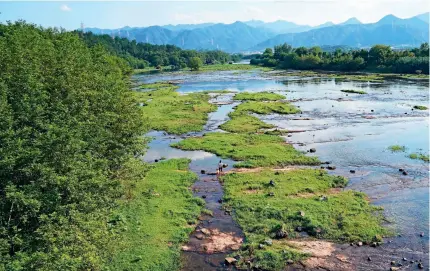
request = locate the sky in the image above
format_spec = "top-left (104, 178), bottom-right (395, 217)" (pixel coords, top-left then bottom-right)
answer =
top-left (0, 1), bottom-right (429, 30)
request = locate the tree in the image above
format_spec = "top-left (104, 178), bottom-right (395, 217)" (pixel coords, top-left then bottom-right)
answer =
top-left (188, 56), bottom-right (203, 71)
top-left (0, 22), bottom-right (145, 270)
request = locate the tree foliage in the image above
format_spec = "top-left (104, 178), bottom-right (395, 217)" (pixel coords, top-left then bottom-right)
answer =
top-left (79, 31), bottom-right (237, 69)
top-left (253, 42), bottom-right (429, 74)
top-left (0, 22), bottom-right (146, 270)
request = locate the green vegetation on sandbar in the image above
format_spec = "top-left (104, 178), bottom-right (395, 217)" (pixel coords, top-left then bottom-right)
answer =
top-left (222, 169), bottom-right (387, 270)
top-left (220, 114), bottom-right (275, 133)
top-left (110, 159), bottom-right (204, 270)
top-left (201, 89), bottom-right (235, 94)
top-left (409, 153), bottom-right (430, 162)
top-left (234, 91), bottom-right (286, 101)
top-left (199, 64), bottom-right (273, 72)
top-left (172, 133), bottom-right (319, 168)
top-left (264, 129), bottom-right (289, 136)
top-left (233, 101), bottom-right (300, 115)
top-left (388, 145), bottom-right (406, 152)
top-left (341, 89), bottom-right (367, 94)
top-left (135, 83), bottom-right (217, 134)
top-left (220, 101), bottom-right (299, 133)
top-left (413, 105), bottom-right (428, 110)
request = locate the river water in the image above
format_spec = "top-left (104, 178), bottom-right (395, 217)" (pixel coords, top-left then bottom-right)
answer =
top-left (136, 70), bottom-right (429, 270)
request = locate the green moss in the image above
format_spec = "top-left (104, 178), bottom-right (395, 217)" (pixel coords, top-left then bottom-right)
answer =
top-left (172, 133), bottom-right (319, 168)
top-left (234, 92), bottom-right (286, 101)
top-left (413, 105), bottom-right (428, 110)
top-left (135, 83), bottom-right (217, 134)
top-left (220, 114), bottom-right (274, 133)
top-left (110, 159), bottom-right (204, 271)
top-left (341, 89), bottom-right (367, 94)
top-left (388, 145), bottom-right (406, 152)
top-left (222, 169), bottom-right (387, 270)
top-left (409, 153), bottom-right (430, 162)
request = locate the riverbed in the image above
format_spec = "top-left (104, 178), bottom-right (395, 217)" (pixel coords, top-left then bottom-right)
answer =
top-left (137, 69), bottom-right (429, 271)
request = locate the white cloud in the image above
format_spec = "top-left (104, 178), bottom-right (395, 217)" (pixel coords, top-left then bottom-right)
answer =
top-left (60, 4), bottom-right (72, 12)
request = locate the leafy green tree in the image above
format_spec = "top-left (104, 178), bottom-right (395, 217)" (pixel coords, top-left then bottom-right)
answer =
top-left (188, 56), bottom-right (203, 71)
top-left (0, 22), bottom-right (145, 270)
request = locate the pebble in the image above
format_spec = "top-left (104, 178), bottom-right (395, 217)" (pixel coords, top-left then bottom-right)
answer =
top-left (403, 257), bottom-right (407, 261)
top-left (367, 256), bottom-right (372, 261)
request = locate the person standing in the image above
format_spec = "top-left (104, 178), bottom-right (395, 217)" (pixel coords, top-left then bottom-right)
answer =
top-left (218, 160), bottom-right (224, 173)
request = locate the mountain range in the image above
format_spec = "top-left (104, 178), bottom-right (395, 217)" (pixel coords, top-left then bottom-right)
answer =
top-left (84, 12), bottom-right (429, 52)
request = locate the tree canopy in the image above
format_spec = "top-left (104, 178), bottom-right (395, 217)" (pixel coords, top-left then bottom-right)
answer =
top-left (0, 22), bottom-right (146, 270)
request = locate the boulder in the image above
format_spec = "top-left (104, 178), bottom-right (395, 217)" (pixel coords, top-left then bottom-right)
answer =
top-left (420, 232), bottom-right (424, 237)
top-left (286, 260), bottom-right (294, 264)
top-left (310, 148), bottom-right (316, 153)
top-left (402, 171), bottom-right (408, 175)
top-left (225, 257), bottom-right (237, 265)
top-left (201, 170), bottom-right (206, 174)
top-left (357, 241), bottom-right (363, 246)
top-left (368, 256), bottom-right (372, 261)
top-left (201, 228), bottom-right (211, 235)
top-left (264, 239), bottom-right (273, 246)
top-left (390, 267), bottom-right (399, 271)
top-left (327, 165), bottom-right (336, 170)
top-left (418, 263), bottom-right (424, 269)
top-left (154, 159), bottom-right (159, 162)
top-left (195, 233), bottom-right (204, 240)
top-left (399, 168), bottom-right (404, 172)
top-left (275, 229), bottom-right (288, 239)
top-left (350, 170), bottom-right (356, 173)
top-left (299, 211), bottom-right (305, 217)
top-left (296, 226), bottom-right (303, 232)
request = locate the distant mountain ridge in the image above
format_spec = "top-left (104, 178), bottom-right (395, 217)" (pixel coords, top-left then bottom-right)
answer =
top-left (83, 12), bottom-right (429, 52)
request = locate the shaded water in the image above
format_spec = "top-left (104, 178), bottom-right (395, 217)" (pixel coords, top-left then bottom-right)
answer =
top-left (139, 70), bottom-right (429, 270)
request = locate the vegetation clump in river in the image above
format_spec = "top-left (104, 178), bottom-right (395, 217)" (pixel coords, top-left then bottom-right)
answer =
top-left (172, 133), bottom-right (319, 167)
top-left (135, 82), bottom-right (217, 134)
top-left (341, 89), bottom-right (367, 94)
top-left (234, 91), bottom-right (286, 101)
top-left (222, 169), bottom-right (387, 270)
top-left (110, 159), bottom-right (204, 270)
top-left (413, 105), bottom-right (428, 110)
top-left (388, 145), bottom-right (406, 152)
top-left (409, 153), bottom-right (430, 162)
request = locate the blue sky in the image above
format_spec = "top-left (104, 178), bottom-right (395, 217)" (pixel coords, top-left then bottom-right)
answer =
top-left (0, 1), bottom-right (428, 30)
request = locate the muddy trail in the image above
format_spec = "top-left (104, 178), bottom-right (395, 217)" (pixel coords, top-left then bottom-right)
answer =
top-left (140, 70), bottom-right (429, 271)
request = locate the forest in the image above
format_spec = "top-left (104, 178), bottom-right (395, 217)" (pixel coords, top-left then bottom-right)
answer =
top-left (79, 31), bottom-right (242, 69)
top-left (251, 43), bottom-right (430, 74)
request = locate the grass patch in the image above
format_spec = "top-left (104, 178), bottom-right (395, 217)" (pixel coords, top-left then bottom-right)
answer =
top-left (135, 83), bottom-right (217, 134)
top-left (341, 89), bottom-right (367, 94)
top-left (172, 133), bottom-right (319, 168)
top-left (220, 114), bottom-right (274, 133)
top-left (234, 92), bottom-right (286, 101)
top-left (201, 89), bottom-right (235, 94)
top-left (109, 158), bottom-right (204, 271)
top-left (232, 101), bottom-right (300, 115)
top-left (388, 145), bottom-right (406, 152)
top-left (264, 129), bottom-right (289, 136)
top-left (413, 105), bottom-right (428, 110)
top-left (409, 153), bottom-right (430, 162)
top-left (222, 169), bottom-right (387, 270)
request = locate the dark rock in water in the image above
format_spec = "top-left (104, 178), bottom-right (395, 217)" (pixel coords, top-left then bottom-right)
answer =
top-left (154, 159), bottom-right (159, 162)
top-left (410, 260), bottom-right (415, 263)
top-left (287, 134), bottom-right (292, 137)
top-left (218, 199), bottom-right (223, 203)
top-left (310, 148), bottom-right (316, 153)
top-left (207, 172), bottom-right (217, 176)
top-left (286, 260), bottom-right (294, 264)
top-left (418, 263), bottom-right (424, 270)
top-left (321, 166), bottom-right (325, 169)
top-left (202, 195), bottom-right (207, 199)
top-left (350, 170), bottom-right (356, 173)
top-left (399, 168), bottom-right (404, 172)
top-left (403, 258), bottom-right (407, 261)
top-left (402, 171), bottom-right (408, 175)
top-left (405, 112), bottom-right (408, 114)
top-left (420, 232), bottom-right (424, 237)
top-left (225, 257), bottom-right (237, 265)
top-left (368, 256), bottom-right (372, 261)
top-left (223, 164), bottom-right (228, 168)
top-left (269, 180), bottom-right (276, 187)
top-left (201, 170), bottom-right (206, 174)
top-left (371, 109), bottom-right (374, 112)
top-left (327, 165), bottom-right (336, 170)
